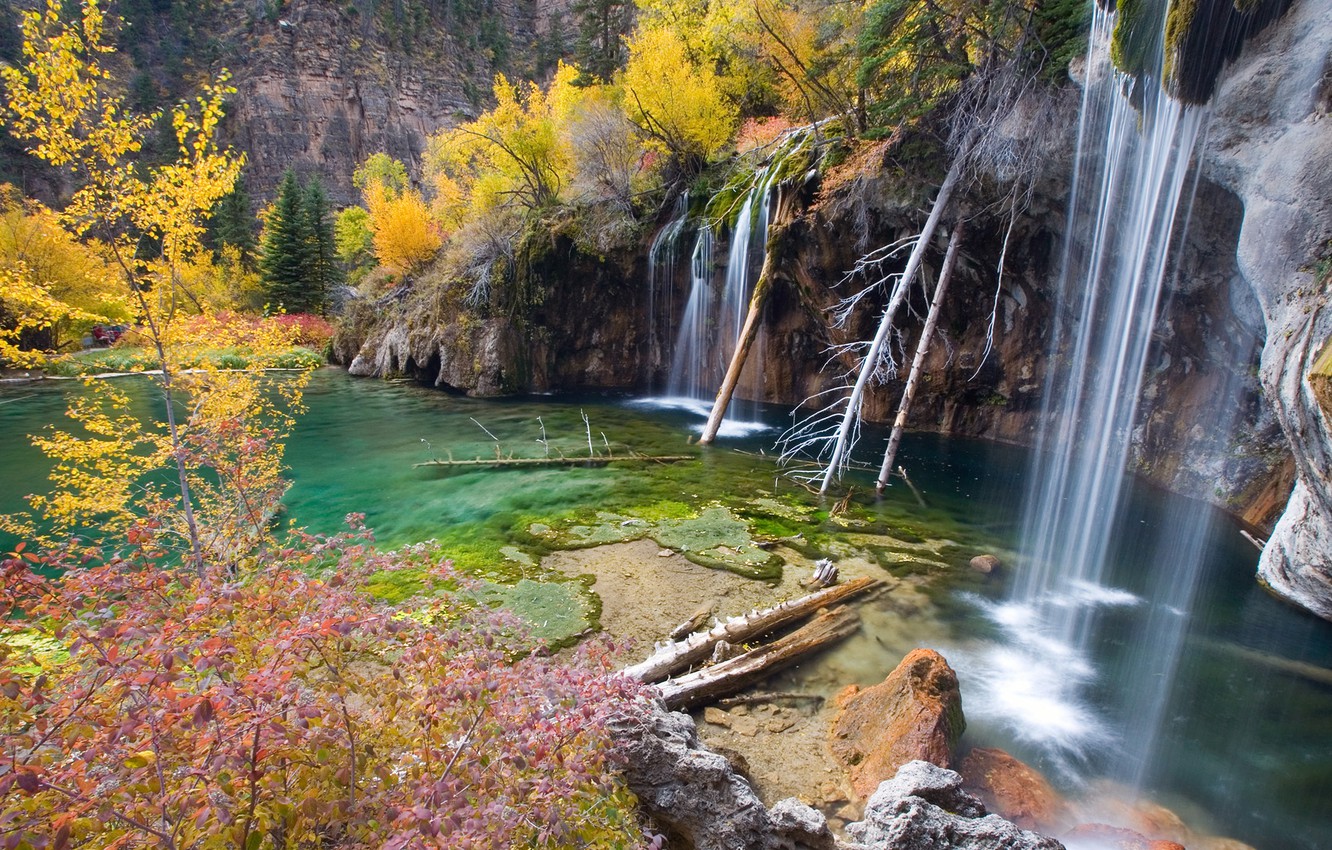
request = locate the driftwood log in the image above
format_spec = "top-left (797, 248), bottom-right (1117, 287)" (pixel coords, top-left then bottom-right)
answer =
top-left (414, 454), bottom-right (694, 470)
top-left (624, 575), bottom-right (883, 684)
top-left (656, 606), bottom-right (862, 710)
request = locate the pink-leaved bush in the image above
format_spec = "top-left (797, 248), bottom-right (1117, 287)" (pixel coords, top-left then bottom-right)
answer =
top-left (0, 518), bottom-right (651, 850)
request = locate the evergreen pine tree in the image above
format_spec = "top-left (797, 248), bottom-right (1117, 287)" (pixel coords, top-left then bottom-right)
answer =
top-left (259, 170), bottom-right (307, 311)
top-left (211, 180), bottom-right (257, 268)
top-left (300, 176), bottom-right (341, 315)
top-left (571, 0), bottom-right (632, 84)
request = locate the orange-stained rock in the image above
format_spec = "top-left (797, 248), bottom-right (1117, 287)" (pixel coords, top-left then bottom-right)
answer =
top-left (959, 747), bottom-right (1070, 833)
top-left (829, 648), bottom-right (965, 800)
top-left (1064, 823), bottom-right (1187, 850)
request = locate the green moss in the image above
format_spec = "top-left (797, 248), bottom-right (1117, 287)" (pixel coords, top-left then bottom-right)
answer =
top-left (471, 577), bottom-right (598, 648)
top-left (1162, 0), bottom-right (1200, 92)
top-left (1, 630), bottom-right (69, 676)
top-left (1110, 0), bottom-right (1160, 79)
top-left (652, 506), bottom-right (783, 580)
top-left (365, 566), bottom-right (428, 603)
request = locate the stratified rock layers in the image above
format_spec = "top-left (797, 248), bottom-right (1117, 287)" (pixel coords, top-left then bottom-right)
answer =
top-left (1201, 0), bottom-right (1332, 620)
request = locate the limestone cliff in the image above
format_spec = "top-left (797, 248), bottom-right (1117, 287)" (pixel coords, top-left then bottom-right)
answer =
top-left (221, 0), bottom-right (545, 204)
top-left (1200, 0), bottom-right (1332, 619)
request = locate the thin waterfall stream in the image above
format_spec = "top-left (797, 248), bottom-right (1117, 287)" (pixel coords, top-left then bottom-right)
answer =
top-left (961, 3), bottom-right (1244, 788)
top-left (650, 129), bottom-right (815, 431)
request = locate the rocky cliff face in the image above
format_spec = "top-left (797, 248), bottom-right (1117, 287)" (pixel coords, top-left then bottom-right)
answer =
top-left (1199, 0), bottom-right (1332, 619)
top-left (221, 0), bottom-right (543, 205)
top-left (333, 2), bottom-right (1332, 619)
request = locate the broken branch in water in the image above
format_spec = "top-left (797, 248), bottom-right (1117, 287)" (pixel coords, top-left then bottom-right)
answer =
top-left (623, 575), bottom-right (882, 684)
top-left (414, 453), bottom-right (695, 470)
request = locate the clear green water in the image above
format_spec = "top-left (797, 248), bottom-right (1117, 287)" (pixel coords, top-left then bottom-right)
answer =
top-left (2, 369), bottom-right (1329, 849)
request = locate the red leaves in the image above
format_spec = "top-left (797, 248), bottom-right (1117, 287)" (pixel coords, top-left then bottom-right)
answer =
top-left (0, 538), bottom-right (653, 850)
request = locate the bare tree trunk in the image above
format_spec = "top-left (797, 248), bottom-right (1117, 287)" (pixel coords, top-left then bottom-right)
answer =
top-left (700, 188), bottom-right (794, 445)
top-left (623, 575), bottom-right (882, 684)
top-left (876, 219), bottom-right (967, 492)
top-left (699, 253), bottom-right (775, 445)
top-left (818, 152), bottom-right (968, 493)
top-left (656, 606), bottom-right (862, 710)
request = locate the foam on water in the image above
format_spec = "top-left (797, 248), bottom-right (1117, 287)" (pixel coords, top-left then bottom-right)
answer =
top-left (629, 396), bottom-right (773, 438)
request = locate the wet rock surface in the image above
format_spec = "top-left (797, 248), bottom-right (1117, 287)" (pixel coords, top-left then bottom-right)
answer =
top-left (1201, 0), bottom-right (1332, 619)
top-left (843, 761), bottom-right (1066, 850)
top-left (959, 747), bottom-right (1069, 834)
top-left (829, 649), bottom-right (965, 799)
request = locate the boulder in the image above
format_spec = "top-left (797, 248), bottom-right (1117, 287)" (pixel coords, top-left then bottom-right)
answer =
top-left (969, 554), bottom-right (1003, 575)
top-left (830, 649), bottom-right (966, 799)
top-left (842, 760), bottom-right (1066, 850)
top-left (1063, 823), bottom-right (1185, 850)
top-left (960, 747), bottom-right (1070, 833)
top-left (609, 697), bottom-right (834, 850)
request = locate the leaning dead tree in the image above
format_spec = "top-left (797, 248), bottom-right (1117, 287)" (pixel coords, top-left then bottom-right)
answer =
top-left (699, 185), bottom-right (802, 445)
top-left (876, 218), bottom-right (968, 491)
top-left (780, 51), bottom-right (1058, 493)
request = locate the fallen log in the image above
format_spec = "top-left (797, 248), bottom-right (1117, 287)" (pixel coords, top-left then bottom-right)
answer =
top-left (413, 454), bottom-right (695, 470)
top-left (623, 575), bottom-right (883, 684)
top-left (656, 606), bottom-right (862, 710)
top-left (669, 600), bottom-right (718, 641)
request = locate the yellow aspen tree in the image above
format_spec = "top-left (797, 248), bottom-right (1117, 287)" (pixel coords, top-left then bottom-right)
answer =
top-left (0, 0), bottom-right (301, 575)
top-left (620, 24), bottom-right (739, 172)
top-left (364, 182), bottom-right (443, 275)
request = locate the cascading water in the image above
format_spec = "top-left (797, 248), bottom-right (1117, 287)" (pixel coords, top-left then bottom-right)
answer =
top-left (962, 4), bottom-right (1242, 785)
top-left (646, 192), bottom-right (690, 378)
top-left (665, 225), bottom-right (716, 403)
top-left (649, 129), bottom-right (814, 429)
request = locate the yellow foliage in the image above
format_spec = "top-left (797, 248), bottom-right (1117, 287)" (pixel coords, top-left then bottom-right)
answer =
top-left (0, 191), bottom-right (124, 363)
top-left (0, 0), bottom-right (242, 284)
top-left (620, 24), bottom-right (739, 166)
top-left (0, 0), bottom-right (306, 572)
top-left (427, 71), bottom-right (573, 224)
top-left (365, 183), bottom-right (442, 275)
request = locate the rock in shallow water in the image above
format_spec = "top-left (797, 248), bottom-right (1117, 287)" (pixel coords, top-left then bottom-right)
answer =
top-left (960, 747), bottom-right (1069, 833)
top-left (844, 761), bottom-right (1066, 850)
top-left (830, 648), bottom-right (966, 799)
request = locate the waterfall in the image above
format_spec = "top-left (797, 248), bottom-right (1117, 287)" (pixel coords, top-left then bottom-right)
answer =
top-left (964, 5), bottom-right (1239, 784)
top-left (665, 225), bottom-right (715, 403)
top-left (655, 129), bottom-right (813, 423)
top-left (646, 193), bottom-right (690, 380)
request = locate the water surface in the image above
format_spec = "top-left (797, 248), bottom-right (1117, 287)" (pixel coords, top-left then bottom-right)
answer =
top-left (2, 369), bottom-right (1328, 849)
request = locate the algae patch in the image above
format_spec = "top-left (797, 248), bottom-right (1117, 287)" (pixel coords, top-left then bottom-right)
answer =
top-left (528, 504), bottom-right (784, 580)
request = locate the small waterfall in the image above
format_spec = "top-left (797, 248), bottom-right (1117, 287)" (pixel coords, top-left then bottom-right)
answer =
top-left (666, 225), bottom-right (716, 403)
top-left (646, 193), bottom-right (690, 380)
top-left (659, 130), bottom-right (812, 423)
top-left (966, 5), bottom-right (1239, 784)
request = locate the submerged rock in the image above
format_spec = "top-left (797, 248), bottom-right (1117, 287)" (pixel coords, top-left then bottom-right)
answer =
top-left (1062, 823), bottom-right (1184, 850)
top-left (960, 747), bottom-right (1069, 834)
top-left (830, 649), bottom-right (966, 799)
top-left (843, 760), bottom-right (1066, 850)
top-left (969, 554), bottom-right (1003, 575)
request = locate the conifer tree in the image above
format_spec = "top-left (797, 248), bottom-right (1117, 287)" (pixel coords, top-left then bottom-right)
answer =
top-left (210, 179), bottom-right (256, 267)
top-left (571, 0), bottom-right (632, 84)
top-left (259, 169), bottom-right (308, 311)
top-left (300, 175), bottom-right (341, 314)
